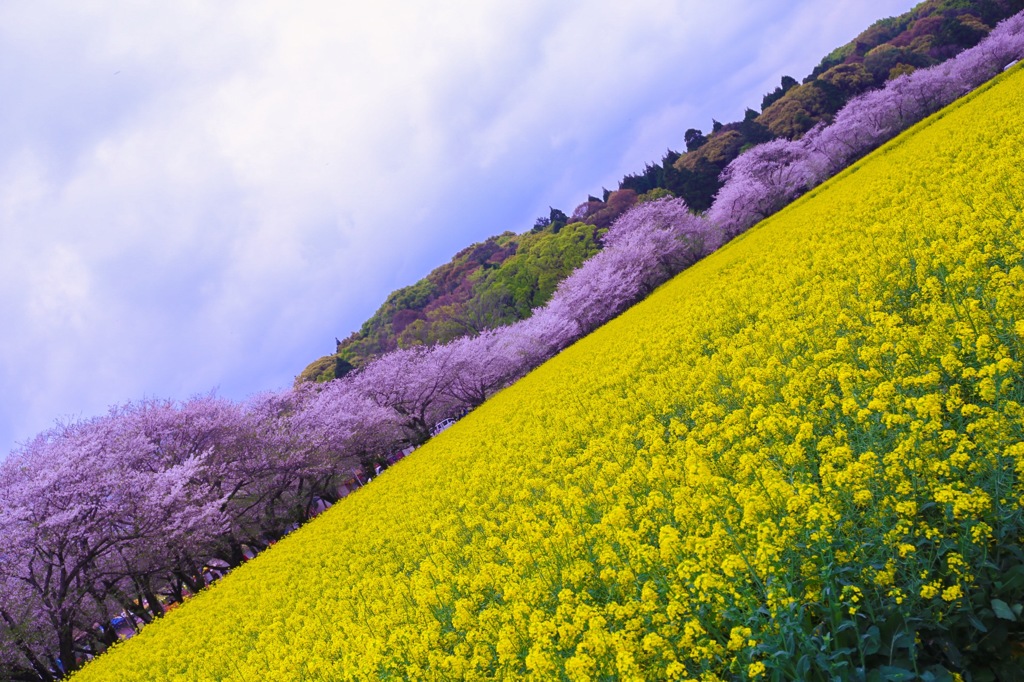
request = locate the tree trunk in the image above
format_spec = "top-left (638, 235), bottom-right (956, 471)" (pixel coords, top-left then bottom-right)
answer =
top-left (173, 568), bottom-right (204, 597)
top-left (0, 608), bottom-right (55, 681)
top-left (142, 582), bottom-right (165, 619)
top-left (57, 622), bottom-right (77, 677)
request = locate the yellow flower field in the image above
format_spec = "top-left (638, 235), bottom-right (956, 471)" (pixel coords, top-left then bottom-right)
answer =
top-left (73, 66), bottom-right (1024, 680)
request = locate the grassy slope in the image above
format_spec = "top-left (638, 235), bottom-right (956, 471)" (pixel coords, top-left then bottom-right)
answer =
top-left (74, 67), bottom-right (1024, 680)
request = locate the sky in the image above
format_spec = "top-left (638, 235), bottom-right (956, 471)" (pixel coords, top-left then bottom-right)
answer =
top-left (0, 0), bottom-right (919, 457)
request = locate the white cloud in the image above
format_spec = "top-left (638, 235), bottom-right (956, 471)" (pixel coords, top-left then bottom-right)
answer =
top-left (0, 0), bottom-right (918, 455)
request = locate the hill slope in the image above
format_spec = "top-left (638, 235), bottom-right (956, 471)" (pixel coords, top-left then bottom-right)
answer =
top-left (298, 220), bottom-right (606, 382)
top-left (74, 66), bottom-right (1024, 680)
top-left (298, 0), bottom-right (1024, 386)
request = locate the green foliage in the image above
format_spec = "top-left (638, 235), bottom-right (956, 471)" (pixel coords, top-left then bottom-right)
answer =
top-left (334, 356), bottom-right (354, 379)
top-left (471, 221), bottom-right (604, 323)
top-left (865, 43), bottom-right (910, 81)
top-left (620, 163), bottom-right (667, 195)
top-left (671, 130), bottom-right (747, 211)
top-left (638, 187), bottom-right (674, 203)
top-left (761, 75), bottom-right (799, 111)
top-left (758, 81), bottom-right (844, 137)
top-left (532, 207), bottom-right (570, 233)
top-left (685, 127), bottom-right (709, 152)
top-left (296, 354), bottom-right (336, 384)
top-left (937, 14), bottom-right (990, 48)
top-left (667, 159), bottom-right (724, 212)
top-left (382, 278), bottom-right (436, 314)
top-left (819, 63), bottom-right (875, 97)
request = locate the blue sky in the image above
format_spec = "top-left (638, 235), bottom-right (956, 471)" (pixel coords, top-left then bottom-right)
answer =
top-left (0, 0), bottom-right (917, 456)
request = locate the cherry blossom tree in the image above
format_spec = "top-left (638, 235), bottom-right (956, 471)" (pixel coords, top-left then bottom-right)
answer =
top-left (491, 306), bottom-right (582, 370)
top-left (546, 198), bottom-right (717, 333)
top-left (287, 380), bottom-right (403, 488)
top-left (0, 406), bottom-right (226, 678)
top-left (350, 345), bottom-right (460, 444)
top-left (440, 330), bottom-right (521, 408)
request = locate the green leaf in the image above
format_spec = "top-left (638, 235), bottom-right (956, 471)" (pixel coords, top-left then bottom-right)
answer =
top-left (889, 630), bottom-right (915, 653)
top-left (876, 665), bottom-right (916, 681)
top-left (996, 564), bottom-right (1024, 593)
top-left (862, 625), bottom-right (881, 656)
top-left (921, 665), bottom-right (955, 682)
top-left (971, 668), bottom-right (997, 682)
top-left (992, 659), bottom-right (1024, 681)
top-left (933, 637), bottom-right (963, 668)
top-left (967, 613), bottom-right (989, 633)
top-left (991, 598), bottom-right (1017, 621)
top-left (796, 654), bottom-right (812, 678)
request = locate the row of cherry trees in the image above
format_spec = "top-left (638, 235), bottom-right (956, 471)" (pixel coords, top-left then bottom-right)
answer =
top-left (708, 12), bottom-right (1024, 237)
top-left (2, 13), bottom-right (1022, 680)
top-left (0, 389), bottom-right (402, 679)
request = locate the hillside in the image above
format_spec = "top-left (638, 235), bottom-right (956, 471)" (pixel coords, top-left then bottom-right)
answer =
top-left (298, 220), bottom-right (606, 382)
top-left (665, 0), bottom-right (1024, 209)
top-left (71, 63), bottom-right (1024, 681)
top-left (298, 0), bottom-right (1024, 387)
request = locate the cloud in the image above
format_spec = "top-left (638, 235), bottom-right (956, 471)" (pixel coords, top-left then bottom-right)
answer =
top-left (0, 0), bottom-right (917, 455)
